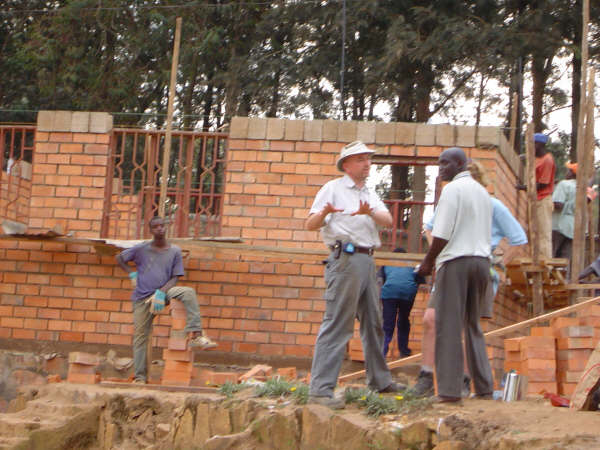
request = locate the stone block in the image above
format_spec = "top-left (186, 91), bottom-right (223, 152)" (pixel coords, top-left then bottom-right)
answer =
top-left (284, 119), bottom-right (304, 141)
top-left (322, 120), bottom-right (339, 141)
top-left (356, 121), bottom-right (375, 143)
top-left (247, 117), bottom-right (267, 139)
top-left (337, 120), bottom-right (357, 142)
top-left (71, 112), bottom-right (90, 132)
top-left (435, 124), bottom-right (455, 146)
top-left (89, 112), bottom-right (113, 133)
top-left (477, 126), bottom-right (501, 147)
top-left (455, 125), bottom-right (476, 147)
top-left (266, 118), bottom-right (285, 140)
top-left (304, 119), bottom-right (323, 141)
top-left (230, 116), bottom-right (249, 139)
top-left (415, 123), bottom-right (435, 146)
top-left (395, 122), bottom-right (416, 145)
top-left (375, 122), bottom-right (395, 144)
top-left (52, 111), bottom-right (73, 132)
top-left (37, 111), bottom-right (54, 132)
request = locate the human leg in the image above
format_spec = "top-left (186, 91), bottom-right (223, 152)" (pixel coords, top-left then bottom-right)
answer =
top-left (435, 260), bottom-right (467, 398)
top-left (356, 254), bottom-right (395, 392)
top-left (464, 257), bottom-right (494, 396)
top-left (133, 299), bottom-right (154, 382)
top-left (396, 299), bottom-right (414, 356)
top-left (309, 253), bottom-right (362, 398)
top-left (166, 286), bottom-right (202, 333)
top-left (381, 298), bottom-right (399, 357)
top-left (412, 306), bottom-right (436, 397)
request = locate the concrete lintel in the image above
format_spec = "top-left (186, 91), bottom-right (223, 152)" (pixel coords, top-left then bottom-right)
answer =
top-left (284, 119), bottom-right (304, 141)
top-left (247, 117), bottom-right (267, 140)
top-left (89, 112), bottom-right (113, 133)
top-left (71, 112), bottom-right (90, 133)
top-left (356, 121), bottom-right (375, 143)
top-left (322, 120), bottom-right (339, 142)
top-left (266, 118), bottom-right (285, 140)
top-left (395, 122), bottom-right (416, 145)
top-left (375, 122), bottom-right (396, 144)
top-left (415, 123), bottom-right (435, 146)
top-left (304, 119), bottom-right (323, 142)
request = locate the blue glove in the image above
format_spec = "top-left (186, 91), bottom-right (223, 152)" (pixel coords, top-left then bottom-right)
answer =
top-left (151, 289), bottom-right (166, 313)
top-left (128, 271), bottom-right (138, 287)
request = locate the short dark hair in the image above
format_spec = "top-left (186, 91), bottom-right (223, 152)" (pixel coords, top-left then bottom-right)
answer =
top-left (393, 247), bottom-right (406, 253)
top-left (149, 216), bottom-right (165, 227)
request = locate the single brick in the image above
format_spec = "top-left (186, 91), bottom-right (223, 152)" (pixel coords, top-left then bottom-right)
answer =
top-left (530, 327), bottom-right (554, 337)
top-left (504, 337), bottom-right (525, 352)
top-left (164, 360), bottom-right (193, 374)
top-left (504, 350), bottom-right (522, 362)
top-left (67, 372), bottom-right (99, 384)
top-left (551, 317), bottom-right (580, 330)
top-left (557, 371), bottom-right (583, 383)
top-left (556, 337), bottom-right (594, 350)
top-left (520, 347), bottom-right (555, 360)
top-left (68, 351), bottom-right (100, 366)
top-left (557, 326), bottom-right (594, 338)
top-left (520, 336), bottom-right (555, 348)
top-left (276, 367), bottom-right (297, 380)
top-left (521, 368), bottom-right (556, 382)
top-left (168, 337), bottom-right (189, 351)
top-left (209, 372), bottom-right (239, 385)
top-left (162, 348), bottom-right (194, 362)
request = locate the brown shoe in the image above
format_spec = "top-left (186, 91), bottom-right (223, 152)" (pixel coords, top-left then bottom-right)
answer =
top-left (432, 395), bottom-right (462, 405)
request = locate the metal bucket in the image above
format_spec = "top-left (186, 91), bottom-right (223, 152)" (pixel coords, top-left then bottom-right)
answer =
top-left (502, 372), bottom-right (522, 401)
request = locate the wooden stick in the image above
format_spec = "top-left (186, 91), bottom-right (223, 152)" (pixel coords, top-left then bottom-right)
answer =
top-left (509, 92), bottom-right (518, 151)
top-left (339, 296), bottom-right (600, 382)
top-left (571, 0), bottom-right (590, 289)
top-left (525, 123), bottom-right (544, 315)
top-left (159, 17), bottom-right (183, 217)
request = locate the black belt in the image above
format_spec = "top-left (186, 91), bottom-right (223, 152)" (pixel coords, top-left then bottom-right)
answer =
top-left (329, 244), bottom-right (374, 256)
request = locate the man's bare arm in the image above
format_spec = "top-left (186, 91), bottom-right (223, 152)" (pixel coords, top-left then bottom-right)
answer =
top-left (116, 254), bottom-right (134, 274)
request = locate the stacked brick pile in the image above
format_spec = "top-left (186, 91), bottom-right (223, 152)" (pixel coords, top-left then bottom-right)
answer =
top-left (67, 351), bottom-right (100, 384)
top-left (504, 334), bottom-right (557, 395)
top-left (161, 300), bottom-right (194, 386)
top-left (554, 311), bottom-right (600, 397)
top-left (503, 306), bottom-right (600, 399)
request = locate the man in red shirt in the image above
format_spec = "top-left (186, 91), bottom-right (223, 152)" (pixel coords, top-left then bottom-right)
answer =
top-left (520, 133), bottom-right (555, 259)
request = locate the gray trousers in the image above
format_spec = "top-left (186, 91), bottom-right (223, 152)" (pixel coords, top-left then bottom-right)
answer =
top-left (434, 256), bottom-right (494, 398)
top-left (309, 251), bottom-right (393, 397)
top-left (133, 286), bottom-right (203, 381)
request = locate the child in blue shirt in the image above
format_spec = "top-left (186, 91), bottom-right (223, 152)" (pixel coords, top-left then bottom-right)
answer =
top-left (379, 248), bottom-right (425, 357)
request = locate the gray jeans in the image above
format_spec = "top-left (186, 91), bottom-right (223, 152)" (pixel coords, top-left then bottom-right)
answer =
top-left (309, 251), bottom-right (393, 397)
top-left (133, 286), bottom-right (203, 381)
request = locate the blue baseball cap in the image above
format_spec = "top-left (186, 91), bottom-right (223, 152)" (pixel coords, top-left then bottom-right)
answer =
top-left (534, 133), bottom-right (549, 144)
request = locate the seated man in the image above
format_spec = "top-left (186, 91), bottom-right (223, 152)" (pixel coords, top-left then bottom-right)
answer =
top-left (116, 216), bottom-right (216, 384)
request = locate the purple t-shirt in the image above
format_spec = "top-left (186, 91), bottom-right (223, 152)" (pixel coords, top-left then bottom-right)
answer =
top-left (119, 242), bottom-right (184, 301)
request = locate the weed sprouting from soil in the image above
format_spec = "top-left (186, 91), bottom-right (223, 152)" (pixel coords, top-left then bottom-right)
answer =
top-left (219, 381), bottom-right (252, 398)
top-left (254, 377), bottom-right (309, 404)
top-left (345, 387), bottom-right (432, 418)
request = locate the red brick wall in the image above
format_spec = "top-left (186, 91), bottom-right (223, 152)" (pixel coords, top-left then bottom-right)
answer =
top-left (1, 113), bottom-right (530, 372)
top-left (28, 111), bottom-right (112, 237)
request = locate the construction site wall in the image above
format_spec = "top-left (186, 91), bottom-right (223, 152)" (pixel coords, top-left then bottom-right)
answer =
top-left (0, 111), bottom-right (529, 381)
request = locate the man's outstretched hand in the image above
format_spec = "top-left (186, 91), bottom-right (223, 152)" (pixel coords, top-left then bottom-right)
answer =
top-left (350, 200), bottom-right (373, 216)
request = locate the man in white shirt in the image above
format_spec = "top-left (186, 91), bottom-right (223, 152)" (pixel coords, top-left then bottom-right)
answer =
top-left (417, 147), bottom-right (494, 403)
top-left (306, 141), bottom-right (405, 409)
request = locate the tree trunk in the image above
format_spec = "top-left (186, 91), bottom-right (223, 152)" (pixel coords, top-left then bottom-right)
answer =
top-left (571, 46), bottom-right (582, 162)
top-left (531, 55), bottom-right (546, 132)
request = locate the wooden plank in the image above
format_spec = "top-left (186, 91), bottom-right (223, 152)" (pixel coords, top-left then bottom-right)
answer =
top-left (339, 296), bottom-right (600, 382)
top-left (158, 17), bottom-right (183, 217)
top-left (565, 284), bottom-right (600, 290)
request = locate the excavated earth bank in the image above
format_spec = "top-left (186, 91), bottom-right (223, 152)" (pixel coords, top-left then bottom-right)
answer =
top-left (0, 383), bottom-right (599, 450)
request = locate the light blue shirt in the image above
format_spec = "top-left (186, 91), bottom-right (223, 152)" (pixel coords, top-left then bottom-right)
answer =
top-left (552, 179), bottom-right (576, 239)
top-left (426, 197), bottom-right (527, 250)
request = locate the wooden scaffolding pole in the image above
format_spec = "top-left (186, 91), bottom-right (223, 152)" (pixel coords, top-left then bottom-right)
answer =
top-left (158, 17), bottom-right (183, 218)
top-left (571, 0), bottom-right (590, 287)
top-left (584, 69), bottom-right (596, 267)
top-left (525, 124), bottom-right (544, 315)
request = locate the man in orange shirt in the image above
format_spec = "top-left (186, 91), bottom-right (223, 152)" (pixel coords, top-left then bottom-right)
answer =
top-left (522, 133), bottom-right (555, 259)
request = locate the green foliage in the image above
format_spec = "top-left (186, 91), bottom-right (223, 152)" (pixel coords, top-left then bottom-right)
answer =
top-left (254, 377), bottom-right (309, 405)
top-left (218, 381), bottom-right (251, 398)
top-left (344, 387), bottom-right (432, 418)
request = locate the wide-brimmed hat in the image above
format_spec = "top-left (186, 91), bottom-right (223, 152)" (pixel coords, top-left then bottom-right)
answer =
top-left (565, 162), bottom-right (578, 175)
top-left (336, 141), bottom-right (375, 171)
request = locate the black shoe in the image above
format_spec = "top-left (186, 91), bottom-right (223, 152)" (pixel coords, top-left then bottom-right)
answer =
top-left (462, 375), bottom-right (471, 398)
top-left (472, 393), bottom-right (493, 400)
top-left (378, 382), bottom-right (407, 393)
top-left (411, 370), bottom-right (434, 397)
